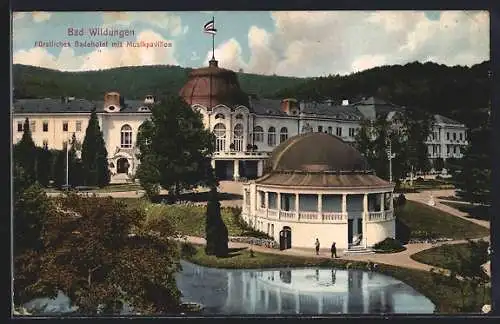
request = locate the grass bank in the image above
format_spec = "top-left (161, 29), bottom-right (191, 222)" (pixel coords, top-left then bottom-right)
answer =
top-left (395, 201), bottom-right (489, 242)
top-left (117, 198), bottom-right (268, 238)
top-left (411, 243), bottom-right (488, 270)
top-left (440, 201), bottom-right (490, 221)
top-left (181, 243), bottom-right (490, 313)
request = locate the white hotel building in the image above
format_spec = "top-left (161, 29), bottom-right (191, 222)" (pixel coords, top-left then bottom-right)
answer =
top-left (12, 59), bottom-right (468, 183)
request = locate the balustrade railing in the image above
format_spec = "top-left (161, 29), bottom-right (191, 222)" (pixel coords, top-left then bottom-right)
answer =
top-left (298, 211), bottom-right (319, 220)
top-left (322, 212), bottom-right (345, 222)
top-left (267, 209), bottom-right (279, 219)
top-left (279, 210), bottom-right (296, 220)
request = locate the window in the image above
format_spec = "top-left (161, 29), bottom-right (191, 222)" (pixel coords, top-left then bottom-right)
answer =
top-left (327, 126), bottom-right (332, 134)
top-left (30, 121), bottom-right (36, 132)
top-left (280, 127), bottom-right (288, 143)
top-left (454, 146), bottom-right (457, 154)
top-left (336, 127), bottom-right (342, 137)
top-left (215, 113), bottom-right (225, 119)
top-left (17, 121), bottom-right (23, 132)
top-left (253, 126), bottom-right (264, 142)
top-left (446, 132), bottom-right (450, 140)
top-left (453, 133), bottom-right (456, 141)
top-left (76, 121), bottom-right (82, 132)
top-left (267, 127), bottom-right (276, 146)
top-left (43, 121), bottom-right (48, 132)
top-left (459, 133), bottom-right (463, 141)
top-left (235, 113), bottom-right (243, 119)
top-left (42, 139), bottom-right (48, 147)
top-left (318, 126), bottom-right (323, 133)
top-left (213, 123), bottom-right (226, 152)
top-left (120, 124), bottom-right (133, 148)
top-left (447, 146), bottom-right (450, 154)
top-left (62, 121), bottom-right (68, 132)
top-left (349, 128), bottom-right (355, 137)
top-left (233, 123), bottom-right (244, 151)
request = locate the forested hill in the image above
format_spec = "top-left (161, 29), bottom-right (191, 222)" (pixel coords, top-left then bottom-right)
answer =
top-left (12, 64), bottom-right (307, 100)
top-left (14, 61), bottom-right (489, 127)
top-left (275, 61), bottom-right (490, 126)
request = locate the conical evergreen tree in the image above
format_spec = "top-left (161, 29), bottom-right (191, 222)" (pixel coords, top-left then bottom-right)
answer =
top-left (205, 184), bottom-right (228, 257)
top-left (68, 133), bottom-right (84, 186)
top-left (81, 109), bottom-right (110, 187)
top-left (14, 118), bottom-right (37, 184)
top-left (35, 142), bottom-right (52, 187)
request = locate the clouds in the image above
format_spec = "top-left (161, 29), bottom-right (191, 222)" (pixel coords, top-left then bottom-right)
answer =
top-left (210, 11), bottom-right (489, 77)
top-left (13, 30), bottom-right (178, 71)
top-left (12, 11), bottom-right (489, 77)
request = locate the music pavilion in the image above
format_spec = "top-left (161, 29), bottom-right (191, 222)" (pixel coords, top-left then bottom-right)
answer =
top-left (241, 132), bottom-right (396, 251)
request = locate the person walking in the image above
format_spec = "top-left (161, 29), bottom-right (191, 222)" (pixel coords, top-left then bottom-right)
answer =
top-left (331, 241), bottom-right (338, 258)
top-left (315, 238), bottom-right (320, 255)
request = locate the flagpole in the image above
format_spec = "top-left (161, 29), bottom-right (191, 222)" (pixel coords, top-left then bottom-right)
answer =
top-left (212, 16), bottom-right (215, 60)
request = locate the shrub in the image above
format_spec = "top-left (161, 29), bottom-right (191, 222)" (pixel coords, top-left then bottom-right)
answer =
top-left (411, 230), bottom-right (437, 240)
top-left (180, 242), bottom-right (197, 257)
top-left (372, 238), bottom-right (406, 253)
top-left (396, 193), bottom-right (407, 207)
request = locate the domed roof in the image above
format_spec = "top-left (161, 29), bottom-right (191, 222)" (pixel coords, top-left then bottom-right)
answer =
top-left (266, 132), bottom-right (370, 173)
top-left (179, 59), bottom-right (249, 110)
top-left (257, 132), bottom-right (392, 189)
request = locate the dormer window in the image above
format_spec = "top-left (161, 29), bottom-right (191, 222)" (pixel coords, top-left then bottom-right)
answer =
top-left (108, 105), bottom-right (115, 111)
top-left (138, 106), bottom-right (150, 112)
top-left (144, 95), bottom-right (155, 104)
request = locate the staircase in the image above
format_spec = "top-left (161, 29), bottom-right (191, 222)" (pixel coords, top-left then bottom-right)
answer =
top-left (111, 173), bottom-right (131, 184)
top-left (343, 245), bottom-right (375, 255)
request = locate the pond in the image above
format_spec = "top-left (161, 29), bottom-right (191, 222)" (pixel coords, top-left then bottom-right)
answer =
top-left (176, 261), bottom-right (435, 315)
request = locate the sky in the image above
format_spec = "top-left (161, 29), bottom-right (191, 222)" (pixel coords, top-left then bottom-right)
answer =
top-left (11, 11), bottom-right (489, 78)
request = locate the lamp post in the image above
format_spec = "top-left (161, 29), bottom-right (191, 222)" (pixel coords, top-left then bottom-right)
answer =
top-left (66, 136), bottom-right (70, 191)
top-left (386, 138), bottom-right (396, 183)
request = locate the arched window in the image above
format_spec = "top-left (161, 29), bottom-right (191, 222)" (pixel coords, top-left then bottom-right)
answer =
top-left (233, 123), bottom-right (244, 151)
top-left (253, 126), bottom-right (264, 142)
top-left (213, 123), bottom-right (226, 152)
top-left (215, 113), bottom-right (225, 119)
top-left (120, 124), bottom-right (132, 148)
top-left (279, 127), bottom-right (288, 143)
top-left (268, 127), bottom-right (276, 147)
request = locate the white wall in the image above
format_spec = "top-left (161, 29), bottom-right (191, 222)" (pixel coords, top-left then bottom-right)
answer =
top-left (366, 220), bottom-right (396, 246)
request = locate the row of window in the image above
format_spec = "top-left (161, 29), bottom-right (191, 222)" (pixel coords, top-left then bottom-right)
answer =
top-left (16, 122), bottom-right (134, 150)
top-left (17, 120), bottom-right (83, 133)
top-left (429, 131), bottom-right (465, 142)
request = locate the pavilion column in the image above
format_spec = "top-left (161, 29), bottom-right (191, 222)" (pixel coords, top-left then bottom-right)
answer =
top-left (390, 192), bottom-right (394, 211)
top-left (295, 193), bottom-right (300, 220)
top-left (380, 193), bottom-right (384, 212)
top-left (233, 159), bottom-right (240, 180)
top-left (363, 193), bottom-right (368, 248)
top-left (277, 192), bottom-right (281, 211)
top-left (342, 194), bottom-right (347, 217)
top-left (318, 194), bottom-right (323, 220)
top-left (257, 160), bottom-right (264, 177)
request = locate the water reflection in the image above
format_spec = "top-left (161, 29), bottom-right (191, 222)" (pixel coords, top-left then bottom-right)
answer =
top-left (176, 261), bottom-right (435, 315)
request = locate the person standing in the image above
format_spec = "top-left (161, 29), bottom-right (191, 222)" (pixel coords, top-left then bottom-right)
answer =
top-left (331, 241), bottom-right (337, 258)
top-left (315, 238), bottom-right (320, 255)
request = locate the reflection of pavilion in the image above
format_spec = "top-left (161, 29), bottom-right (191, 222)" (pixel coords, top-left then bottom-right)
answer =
top-left (225, 269), bottom-right (401, 314)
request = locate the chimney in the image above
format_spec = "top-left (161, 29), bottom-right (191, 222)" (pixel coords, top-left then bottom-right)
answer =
top-left (104, 92), bottom-right (121, 107)
top-left (280, 98), bottom-right (298, 115)
top-left (342, 99), bottom-right (349, 106)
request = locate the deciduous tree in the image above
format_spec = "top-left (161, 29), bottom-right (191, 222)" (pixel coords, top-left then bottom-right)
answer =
top-left (136, 96), bottom-right (215, 201)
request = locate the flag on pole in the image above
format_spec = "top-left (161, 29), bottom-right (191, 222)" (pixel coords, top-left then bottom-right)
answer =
top-left (204, 20), bottom-right (217, 34)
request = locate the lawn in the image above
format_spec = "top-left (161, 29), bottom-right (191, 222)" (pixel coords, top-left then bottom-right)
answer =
top-left (117, 198), bottom-right (268, 238)
top-left (395, 201), bottom-right (489, 242)
top-left (181, 243), bottom-right (491, 313)
top-left (440, 201), bottom-right (490, 221)
top-left (45, 183), bottom-right (143, 193)
top-left (411, 242), bottom-right (489, 270)
top-left (395, 178), bottom-right (454, 193)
